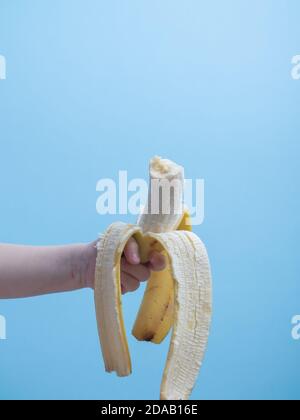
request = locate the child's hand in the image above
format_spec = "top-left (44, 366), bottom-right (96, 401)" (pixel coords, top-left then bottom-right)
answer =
top-left (121, 237), bottom-right (166, 294)
top-left (0, 238), bottom-right (166, 299)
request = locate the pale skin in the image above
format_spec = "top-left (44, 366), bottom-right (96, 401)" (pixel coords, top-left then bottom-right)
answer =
top-left (0, 238), bottom-right (166, 299)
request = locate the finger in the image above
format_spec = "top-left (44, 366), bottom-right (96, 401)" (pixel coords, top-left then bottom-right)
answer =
top-left (121, 273), bottom-right (140, 294)
top-left (148, 251), bottom-right (167, 272)
top-left (123, 237), bottom-right (140, 265)
top-left (121, 257), bottom-right (151, 282)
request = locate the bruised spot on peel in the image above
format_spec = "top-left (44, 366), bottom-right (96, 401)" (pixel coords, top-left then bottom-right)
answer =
top-left (160, 301), bottom-right (171, 322)
top-left (143, 333), bottom-right (155, 342)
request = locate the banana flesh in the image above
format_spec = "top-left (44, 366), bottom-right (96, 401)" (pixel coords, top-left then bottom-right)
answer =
top-left (94, 157), bottom-right (212, 399)
top-left (137, 156), bottom-right (185, 234)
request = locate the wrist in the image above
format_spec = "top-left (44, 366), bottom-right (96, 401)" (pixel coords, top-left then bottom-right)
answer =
top-left (83, 241), bottom-right (97, 289)
top-left (69, 242), bottom-right (97, 290)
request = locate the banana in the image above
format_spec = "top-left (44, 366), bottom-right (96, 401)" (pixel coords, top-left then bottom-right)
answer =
top-left (132, 210), bottom-right (191, 344)
top-left (133, 157), bottom-right (191, 344)
top-left (94, 157), bottom-right (212, 399)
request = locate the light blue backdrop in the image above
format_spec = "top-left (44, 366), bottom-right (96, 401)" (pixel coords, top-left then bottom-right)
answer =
top-left (0, 0), bottom-right (299, 400)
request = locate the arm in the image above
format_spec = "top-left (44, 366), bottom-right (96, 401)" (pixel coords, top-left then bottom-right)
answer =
top-left (0, 242), bottom-right (96, 298)
top-left (0, 240), bottom-right (165, 299)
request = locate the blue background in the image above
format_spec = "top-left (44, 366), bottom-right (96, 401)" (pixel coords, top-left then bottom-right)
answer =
top-left (0, 0), bottom-right (299, 400)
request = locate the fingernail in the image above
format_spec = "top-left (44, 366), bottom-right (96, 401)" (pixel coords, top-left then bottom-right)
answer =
top-left (132, 253), bottom-right (140, 264)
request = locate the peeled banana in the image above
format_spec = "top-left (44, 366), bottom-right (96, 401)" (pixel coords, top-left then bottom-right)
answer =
top-left (94, 157), bottom-right (212, 400)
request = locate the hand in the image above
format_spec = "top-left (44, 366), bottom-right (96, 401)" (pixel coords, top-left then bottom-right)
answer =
top-left (121, 237), bottom-right (166, 294)
top-left (85, 238), bottom-right (166, 294)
